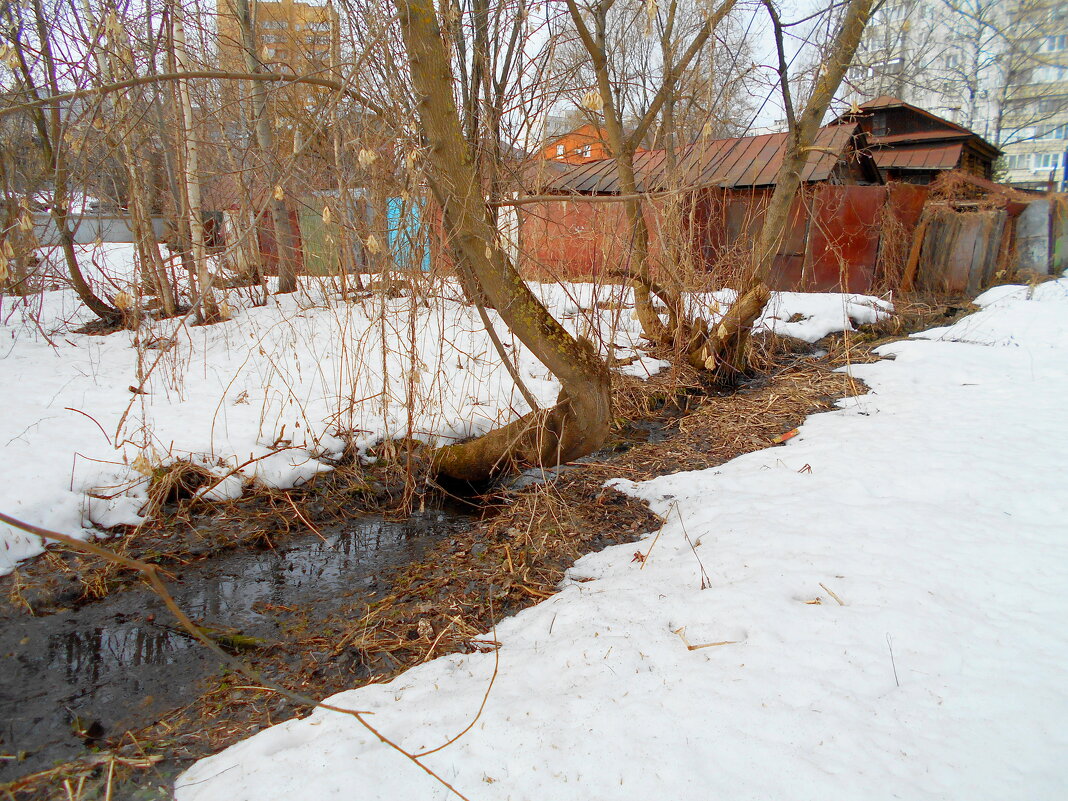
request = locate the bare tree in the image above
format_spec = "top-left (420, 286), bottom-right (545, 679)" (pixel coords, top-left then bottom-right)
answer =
top-left (229, 0), bottom-right (300, 293)
top-left (394, 0), bottom-right (613, 480)
top-left (169, 0), bottom-right (220, 322)
top-left (563, 0), bottom-right (738, 351)
top-left (0, 0), bottom-right (119, 321)
top-left (755, 0), bottom-right (874, 282)
top-left (848, 0), bottom-right (1068, 151)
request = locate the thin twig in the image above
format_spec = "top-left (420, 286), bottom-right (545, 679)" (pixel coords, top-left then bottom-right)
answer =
top-left (886, 633), bottom-right (900, 687)
top-left (415, 602), bottom-right (500, 758)
top-left (819, 582), bottom-right (845, 606)
top-left (284, 494), bottom-right (330, 545)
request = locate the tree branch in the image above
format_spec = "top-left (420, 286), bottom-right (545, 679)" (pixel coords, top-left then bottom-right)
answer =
top-left (0, 70), bottom-right (386, 119)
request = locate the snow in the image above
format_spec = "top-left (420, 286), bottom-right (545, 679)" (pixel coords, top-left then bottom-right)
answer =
top-left (174, 276), bottom-right (1068, 801)
top-left (756, 290), bottom-right (893, 342)
top-left (917, 279), bottom-right (1068, 350)
top-left (0, 246), bottom-right (885, 574)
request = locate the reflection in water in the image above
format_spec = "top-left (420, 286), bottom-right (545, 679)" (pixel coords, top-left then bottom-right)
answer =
top-left (0, 513), bottom-right (463, 781)
top-left (51, 516), bottom-right (444, 675)
top-left (49, 625), bottom-right (195, 683)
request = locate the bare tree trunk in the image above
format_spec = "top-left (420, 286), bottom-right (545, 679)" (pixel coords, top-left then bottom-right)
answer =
top-left (147, 5), bottom-right (198, 304)
top-left (5, 0), bottom-right (118, 321)
top-left (752, 0), bottom-right (874, 284)
top-left (83, 0), bottom-right (178, 317)
top-left (704, 0), bottom-right (873, 376)
top-left (171, 6), bottom-right (220, 322)
top-left (329, 14), bottom-right (363, 293)
top-left (232, 0), bottom-right (299, 294)
top-left (127, 158), bottom-right (177, 315)
top-left (394, 0), bottom-right (612, 481)
top-left (565, 0), bottom-right (736, 355)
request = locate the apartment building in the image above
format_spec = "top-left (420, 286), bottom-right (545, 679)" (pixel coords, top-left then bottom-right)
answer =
top-left (215, 0), bottom-right (339, 154)
top-left (848, 0), bottom-right (1068, 190)
top-left (216, 0), bottom-right (336, 75)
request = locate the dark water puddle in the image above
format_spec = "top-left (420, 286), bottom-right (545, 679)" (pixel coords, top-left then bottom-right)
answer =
top-left (0, 512), bottom-right (466, 783)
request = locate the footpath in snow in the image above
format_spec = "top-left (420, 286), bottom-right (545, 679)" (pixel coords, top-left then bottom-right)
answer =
top-left (176, 277), bottom-right (1068, 801)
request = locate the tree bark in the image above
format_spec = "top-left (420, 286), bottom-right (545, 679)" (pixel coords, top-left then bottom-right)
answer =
top-left (232, 0), bottom-right (300, 294)
top-left (709, 0), bottom-right (873, 376)
top-left (83, 0), bottom-right (178, 317)
top-left (171, 6), bottom-right (220, 322)
top-left (393, 0), bottom-right (612, 481)
top-left (10, 0), bottom-right (118, 321)
top-left (751, 0), bottom-right (874, 285)
top-left (565, 0), bottom-right (736, 355)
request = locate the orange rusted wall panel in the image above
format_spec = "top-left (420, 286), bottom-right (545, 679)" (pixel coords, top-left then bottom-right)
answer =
top-left (805, 185), bottom-right (886, 293)
top-left (523, 184), bottom-right (909, 293)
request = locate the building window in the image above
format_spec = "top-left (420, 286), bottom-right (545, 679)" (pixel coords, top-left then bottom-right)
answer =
top-left (262, 34), bottom-right (286, 43)
top-left (556, 144), bottom-right (565, 157)
top-left (872, 57), bottom-right (904, 78)
top-left (306, 21), bottom-right (332, 31)
top-left (944, 53), bottom-right (959, 69)
top-left (1034, 65), bottom-right (1068, 83)
top-left (1033, 152), bottom-right (1062, 170)
top-left (1037, 95), bottom-right (1068, 114)
top-left (580, 144), bottom-right (592, 158)
top-left (872, 110), bottom-right (888, 137)
top-left (874, 3), bottom-right (905, 23)
top-left (1038, 123), bottom-right (1068, 140)
top-left (1040, 34), bottom-right (1067, 52)
top-left (261, 20), bottom-right (287, 29)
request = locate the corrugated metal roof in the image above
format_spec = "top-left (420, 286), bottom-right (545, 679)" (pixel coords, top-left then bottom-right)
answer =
top-left (874, 143), bottom-right (963, 171)
top-left (833, 97), bottom-right (999, 156)
top-left (545, 125), bottom-right (860, 194)
top-left (875, 130), bottom-right (969, 144)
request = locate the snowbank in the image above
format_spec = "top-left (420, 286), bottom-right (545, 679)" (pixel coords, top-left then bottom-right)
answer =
top-left (175, 277), bottom-right (1068, 801)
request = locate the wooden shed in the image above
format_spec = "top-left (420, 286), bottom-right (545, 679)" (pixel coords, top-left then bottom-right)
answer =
top-left (832, 97), bottom-right (1000, 184)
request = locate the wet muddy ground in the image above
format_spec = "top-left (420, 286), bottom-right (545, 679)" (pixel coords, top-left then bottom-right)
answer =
top-left (0, 349), bottom-right (844, 799)
top-left (0, 513), bottom-right (467, 787)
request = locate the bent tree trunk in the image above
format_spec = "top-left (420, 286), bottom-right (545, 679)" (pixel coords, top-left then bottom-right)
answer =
top-left (752, 0), bottom-right (874, 288)
top-left (713, 0), bottom-right (873, 375)
top-left (394, 0), bottom-right (612, 481)
top-left (17, 0), bottom-right (118, 321)
top-left (565, 0), bottom-right (749, 374)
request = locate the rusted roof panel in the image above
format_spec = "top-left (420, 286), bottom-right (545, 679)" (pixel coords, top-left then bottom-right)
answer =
top-left (678, 125), bottom-right (857, 189)
top-left (546, 125), bottom-right (862, 194)
top-left (874, 143), bottom-right (963, 171)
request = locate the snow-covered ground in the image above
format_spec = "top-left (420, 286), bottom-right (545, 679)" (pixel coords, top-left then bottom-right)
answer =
top-left (174, 277), bottom-right (1068, 801)
top-left (0, 244), bottom-right (889, 574)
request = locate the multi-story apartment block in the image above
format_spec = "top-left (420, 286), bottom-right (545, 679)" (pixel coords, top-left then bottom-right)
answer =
top-left (215, 0), bottom-right (339, 154)
top-left (848, 0), bottom-right (1068, 190)
top-left (217, 0), bottom-right (336, 75)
